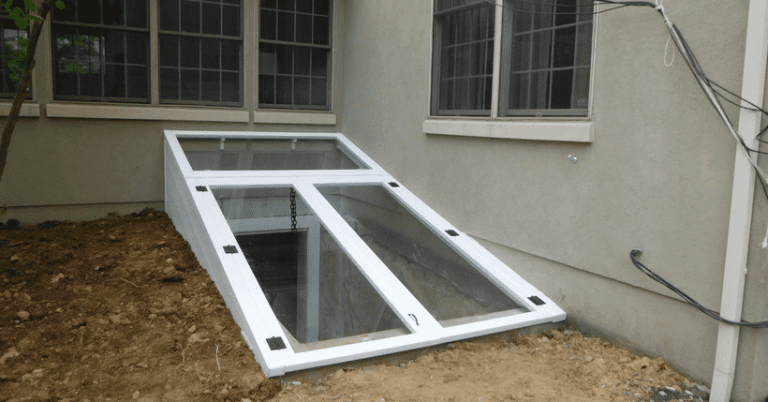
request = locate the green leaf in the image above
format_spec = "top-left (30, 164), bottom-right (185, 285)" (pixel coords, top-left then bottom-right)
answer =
top-left (12, 17), bottom-right (29, 30)
top-left (55, 0), bottom-right (65, 9)
top-left (22, 0), bottom-right (35, 12)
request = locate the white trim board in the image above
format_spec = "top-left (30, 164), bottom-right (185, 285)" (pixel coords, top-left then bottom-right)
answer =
top-left (424, 119), bottom-right (594, 143)
top-left (164, 130), bottom-right (566, 377)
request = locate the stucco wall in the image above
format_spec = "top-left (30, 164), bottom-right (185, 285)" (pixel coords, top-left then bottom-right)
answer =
top-left (339, 0), bottom-right (767, 400)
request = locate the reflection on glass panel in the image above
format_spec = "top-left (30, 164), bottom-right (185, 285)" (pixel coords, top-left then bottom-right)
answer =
top-left (512, 33), bottom-right (531, 72)
top-left (555, 0), bottom-right (577, 26)
top-left (531, 30), bottom-right (552, 70)
top-left (0, 24), bottom-right (29, 96)
top-left (212, 187), bottom-right (409, 352)
top-left (52, 0), bottom-right (149, 101)
top-left (550, 69), bottom-right (572, 109)
top-left (56, 33), bottom-right (102, 74)
top-left (576, 22), bottom-right (593, 66)
top-left (498, 0), bottom-right (590, 115)
top-left (159, 0), bottom-right (242, 106)
top-left (312, 49), bottom-right (328, 78)
top-left (317, 185), bottom-right (526, 326)
top-left (574, 67), bottom-right (590, 109)
top-left (530, 71), bottom-right (549, 109)
top-left (259, 0), bottom-right (331, 109)
top-left (434, 1), bottom-right (494, 115)
top-left (578, 0), bottom-right (594, 21)
top-left (310, 77), bottom-right (326, 106)
top-left (508, 72), bottom-right (529, 110)
top-left (552, 26), bottom-right (575, 68)
top-left (179, 138), bottom-right (367, 171)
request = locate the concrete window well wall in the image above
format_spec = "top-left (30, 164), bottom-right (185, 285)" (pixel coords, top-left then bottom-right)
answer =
top-left (164, 130), bottom-right (566, 376)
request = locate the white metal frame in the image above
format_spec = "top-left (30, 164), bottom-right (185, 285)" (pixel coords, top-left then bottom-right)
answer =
top-left (164, 130), bottom-right (566, 376)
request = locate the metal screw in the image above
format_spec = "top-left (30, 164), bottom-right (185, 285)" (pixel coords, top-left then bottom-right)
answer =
top-left (568, 154), bottom-right (578, 163)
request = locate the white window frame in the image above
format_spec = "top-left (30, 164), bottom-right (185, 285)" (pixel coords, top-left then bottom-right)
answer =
top-left (164, 130), bottom-right (565, 376)
top-left (425, 0), bottom-right (599, 143)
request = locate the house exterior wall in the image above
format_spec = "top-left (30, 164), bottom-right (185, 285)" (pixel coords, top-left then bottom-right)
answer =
top-left (339, 0), bottom-right (768, 400)
top-left (2, 0), bottom-right (767, 399)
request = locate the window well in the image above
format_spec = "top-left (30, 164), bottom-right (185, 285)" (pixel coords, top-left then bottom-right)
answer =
top-left (164, 130), bottom-right (565, 376)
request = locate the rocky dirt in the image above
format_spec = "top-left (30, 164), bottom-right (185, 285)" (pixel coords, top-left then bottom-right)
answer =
top-left (1, 210), bottom-right (712, 402)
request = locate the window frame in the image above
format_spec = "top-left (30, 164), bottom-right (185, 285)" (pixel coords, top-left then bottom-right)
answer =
top-left (256, 0), bottom-right (333, 111)
top-left (50, 0), bottom-right (152, 103)
top-left (36, 0), bottom-right (338, 124)
top-left (429, 0), bottom-right (598, 121)
top-left (157, 0), bottom-right (245, 107)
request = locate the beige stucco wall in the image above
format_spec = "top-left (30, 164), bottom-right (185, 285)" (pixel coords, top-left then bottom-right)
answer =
top-left (339, 0), bottom-right (767, 400)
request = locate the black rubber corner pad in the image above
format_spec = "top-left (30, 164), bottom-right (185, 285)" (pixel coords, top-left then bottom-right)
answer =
top-left (446, 229), bottom-right (459, 236)
top-left (266, 337), bottom-right (286, 351)
top-left (528, 296), bottom-right (546, 306)
top-left (388, 182), bottom-right (400, 187)
top-left (195, 186), bottom-right (208, 192)
top-left (223, 245), bottom-right (238, 254)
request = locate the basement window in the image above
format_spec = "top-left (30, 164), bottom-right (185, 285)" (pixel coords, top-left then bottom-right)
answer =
top-left (164, 130), bottom-right (565, 376)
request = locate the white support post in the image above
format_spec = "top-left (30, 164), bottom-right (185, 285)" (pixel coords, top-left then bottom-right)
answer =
top-left (305, 222), bottom-right (321, 342)
top-left (710, 1), bottom-right (768, 400)
top-left (490, 0), bottom-right (504, 118)
top-left (297, 221), bottom-right (321, 343)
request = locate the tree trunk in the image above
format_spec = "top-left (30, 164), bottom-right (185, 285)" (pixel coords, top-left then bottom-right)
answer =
top-left (0, 0), bottom-right (56, 187)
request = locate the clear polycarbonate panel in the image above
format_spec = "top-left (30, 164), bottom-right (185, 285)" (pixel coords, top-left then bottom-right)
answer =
top-left (211, 186), bottom-right (409, 352)
top-left (317, 185), bottom-right (528, 327)
top-left (180, 138), bottom-right (367, 171)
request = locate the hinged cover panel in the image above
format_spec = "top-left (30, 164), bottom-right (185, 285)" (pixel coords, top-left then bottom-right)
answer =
top-left (164, 130), bottom-right (566, 376)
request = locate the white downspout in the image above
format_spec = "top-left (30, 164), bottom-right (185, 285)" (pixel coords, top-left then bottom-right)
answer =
top-left (710, 1), bottom-right (768, 401)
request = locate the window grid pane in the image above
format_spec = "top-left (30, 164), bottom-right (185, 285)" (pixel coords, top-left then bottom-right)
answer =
top-left (259, 0), bottom-right (332, 110)
top-left (52, 0), bottom-right (149, 102)
top-left (0, 16), bottom-right (31, 98)
top-left (500, 0), bottom-right (592, 116)
top-left (159, 0), bottom-right (243, 107)
top-left (432, 1), bottom-right (494, 116)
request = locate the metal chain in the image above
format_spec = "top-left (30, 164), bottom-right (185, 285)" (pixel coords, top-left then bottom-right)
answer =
top-left (289, 189), bottom-right (297, 237)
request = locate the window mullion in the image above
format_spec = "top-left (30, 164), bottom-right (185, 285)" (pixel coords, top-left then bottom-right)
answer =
top-left (150, 0), bottom-right (159, 104)
top-left (490, 0), bottom-right (503, 119)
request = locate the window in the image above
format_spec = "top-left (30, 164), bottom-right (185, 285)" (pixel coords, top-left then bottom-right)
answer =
top-left (47, 0), bottom-right (334, 114)
top-left (1, 2), bottom-right (30, 98)
top-left (52, 0), bottom-right (149, 102)
top-left (258, 0), bottom-right (332, 110)
top-left (159, 0), bottom-right (243, 106)
top-left (431, 0), bottom-right (593, 117)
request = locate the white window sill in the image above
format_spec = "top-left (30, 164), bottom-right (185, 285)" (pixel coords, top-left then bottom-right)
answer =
top-left (46, 103), bottom-right (250, 122)
top-left (423, 119), bottom-right (593, 143)
top-left (0, 103), bottom-right (41, 117)
top-left (253, 110), bottom-right (336, 125)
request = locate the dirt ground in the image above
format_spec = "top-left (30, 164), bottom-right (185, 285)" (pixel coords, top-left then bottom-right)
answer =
top-left (1, 210), bottom-right (712, 402)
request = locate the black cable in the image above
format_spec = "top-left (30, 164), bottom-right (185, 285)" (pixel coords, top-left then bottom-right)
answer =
top-left (630, 250), bottom-right (768, 328)
top-left (470, 0), bottom-right (768, 320)
top-left (595, 4), bottom-right (768, 328)
top-left (475, 0), bottom-right (637, 16)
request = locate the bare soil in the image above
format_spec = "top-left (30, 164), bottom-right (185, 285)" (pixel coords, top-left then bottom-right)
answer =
top-left (1, 210), bottom-right (709, 402)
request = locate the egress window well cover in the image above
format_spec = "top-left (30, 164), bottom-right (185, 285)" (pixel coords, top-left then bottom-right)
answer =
top-left (164, 130), bottom-right (565, 376)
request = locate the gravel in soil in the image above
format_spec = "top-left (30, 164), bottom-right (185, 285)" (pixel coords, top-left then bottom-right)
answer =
top-left (1, 210), bottom-right (711, 402)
